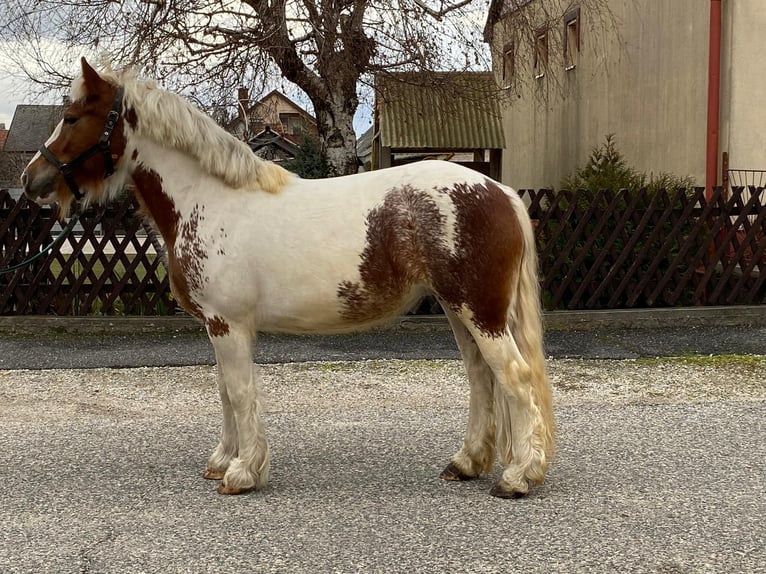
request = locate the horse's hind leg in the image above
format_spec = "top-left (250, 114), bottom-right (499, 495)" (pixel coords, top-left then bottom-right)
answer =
top-left (207, 324), bottom-right (269, 495)
top-left (440, 308), bottom-right (496, 481)
top-left (465, 323), bottom-right (552, 498)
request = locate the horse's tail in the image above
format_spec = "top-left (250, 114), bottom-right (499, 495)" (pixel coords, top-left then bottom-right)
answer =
top-left (494, 194), bottom-right (555, 478)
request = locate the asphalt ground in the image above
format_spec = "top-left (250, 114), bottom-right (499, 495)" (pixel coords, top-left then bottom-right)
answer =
top-left (1, 312), bottom-right (765, 572)
top-left (1, 359), bottom-right (765, 573)
top-left (1, 322), bottom-right (765, 370)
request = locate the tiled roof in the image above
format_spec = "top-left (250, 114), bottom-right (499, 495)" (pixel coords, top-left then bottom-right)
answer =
top-left (356, 125), bottom-right (374, 160)
top-left (4, 105), bottom-right (65, 152)
top-left (376, 72), bottom-right (505, 151)
top-left (248, 127), bottom-right (298, 156)
top-left (0, 128), bottom-right (8, 151)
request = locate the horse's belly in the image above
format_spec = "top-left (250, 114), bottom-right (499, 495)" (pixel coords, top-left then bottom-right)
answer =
top-left (256, 290), bottom-right (347, 333)
top-left (255, 282), bottom-right (427, 335)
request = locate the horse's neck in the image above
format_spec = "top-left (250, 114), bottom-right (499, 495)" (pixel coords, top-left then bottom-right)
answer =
top-left (129, 137), bottom-right (216, 243)
top-left (135, 137), bottom-right (202, 190)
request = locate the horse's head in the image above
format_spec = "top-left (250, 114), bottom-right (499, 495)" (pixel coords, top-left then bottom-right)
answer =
top-left (21, 58), bottom-right (128, 215)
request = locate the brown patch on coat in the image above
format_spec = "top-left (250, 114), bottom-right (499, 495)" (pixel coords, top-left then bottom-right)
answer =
top-left (131, 167), bottom-right (204, 319)
top-left (433, 180), bottom-right (523, 337)
top-left (125, 106), bottom-right (138, 130)
top-left (176, 204), bottom-right (209, 303)
top-left (206, 315), bottom-right (230, 337)
top-left (337, 180), bottom-right (523, 337)
top-left (337, 185), bottom-right (444, 322)
top-left (132, 167), bottom-right (178, 243)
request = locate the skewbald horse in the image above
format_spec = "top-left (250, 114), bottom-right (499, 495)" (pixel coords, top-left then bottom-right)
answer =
top-left (22, 59), bottom-right (554, 498)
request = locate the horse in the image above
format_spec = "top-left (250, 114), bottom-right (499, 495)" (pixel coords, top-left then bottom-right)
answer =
top-left (22, 58), bottom-right (554, 499)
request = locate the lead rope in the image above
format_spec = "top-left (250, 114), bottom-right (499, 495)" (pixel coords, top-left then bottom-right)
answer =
top-left (0, 214), bottom-right (79, 275)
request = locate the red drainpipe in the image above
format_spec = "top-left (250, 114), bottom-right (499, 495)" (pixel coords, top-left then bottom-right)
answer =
top-left (706, 0), bottom-right (722, 198)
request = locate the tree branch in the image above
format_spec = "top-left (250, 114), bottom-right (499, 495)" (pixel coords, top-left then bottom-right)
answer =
top-left (411, 0), bottom-right (475, 20)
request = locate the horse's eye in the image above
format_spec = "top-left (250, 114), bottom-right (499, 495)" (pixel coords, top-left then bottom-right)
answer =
top-left (63, 115), bottom-right (78, 125)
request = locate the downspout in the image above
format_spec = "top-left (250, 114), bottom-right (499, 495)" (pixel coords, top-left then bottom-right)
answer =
top-left (705, 0), bottom-right (722, 198)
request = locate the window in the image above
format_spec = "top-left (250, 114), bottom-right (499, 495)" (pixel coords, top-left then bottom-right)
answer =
top-left (534, 27), bottom-right (548, 79)
top-left (280, 114), bottom-right (304, 135)
top-left (501, 42), bottom-right (515, 88)
top-left (564, 8), bottom-right (581, 71)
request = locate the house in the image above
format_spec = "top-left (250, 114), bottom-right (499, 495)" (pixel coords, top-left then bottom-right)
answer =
top-left (0, 104), bottom-right (65, 187)
top-left (368, 72), bottom-right (505, 179)
top-left (0, 87), bottom-right (319, 184)
top-left (0, 123), bottom-right (8, 151)
top-left (229, 89), bottom-right (318, 162)
top-left (0, 122), bottom-right (12, 187)
top-left (247, 126), bottom-right (300, 162)
top-left (483, 0), bottom-right (766, 190)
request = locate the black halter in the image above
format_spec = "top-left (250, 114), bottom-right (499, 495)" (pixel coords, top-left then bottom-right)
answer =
top-left (39, 86), bottom-right (125, 201)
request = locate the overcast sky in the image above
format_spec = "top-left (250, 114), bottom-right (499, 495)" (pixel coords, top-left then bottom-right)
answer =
top-left (0, 71), bottom-right (39, 129)
top-left (0, 45), bottom-right (71, 130)
top-left (0, 57), bottom-right (373, 135)
top-left (0, 1), bottom-right (487, 136)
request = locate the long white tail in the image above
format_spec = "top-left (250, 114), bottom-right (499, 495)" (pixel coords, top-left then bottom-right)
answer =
top-left (495, 195), bottom-right (555, 477)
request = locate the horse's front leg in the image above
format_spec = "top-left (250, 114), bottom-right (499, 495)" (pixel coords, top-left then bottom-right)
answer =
top-left (206, 324), bottom-right (269, 495)
top-left (203, 373), bottom-right (238, 481)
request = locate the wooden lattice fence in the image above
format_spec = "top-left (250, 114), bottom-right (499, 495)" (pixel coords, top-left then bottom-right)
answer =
top-left (520, 186), bottom-right (766, 310)
top-left (0, 190), bottom-right (176, 315)
top-left (1, 186), bottom-right (765, 315)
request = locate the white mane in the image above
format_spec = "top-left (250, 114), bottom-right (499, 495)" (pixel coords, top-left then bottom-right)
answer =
top-left (77, 66), bottom-right (293, 194)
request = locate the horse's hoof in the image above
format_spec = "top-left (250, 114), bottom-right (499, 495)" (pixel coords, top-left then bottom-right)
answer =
top-left (489, 481), bottom-right (528, 499)
top-left (203, 469), bottom-right (226, 480)
top-left (217, 483), bottom-right (254, 495)
top-left (440, 462), bottom-right (476, 482)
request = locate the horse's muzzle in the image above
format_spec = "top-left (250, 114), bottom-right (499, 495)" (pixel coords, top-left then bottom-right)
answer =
top-left (21, 166), bottom-right (57, 204)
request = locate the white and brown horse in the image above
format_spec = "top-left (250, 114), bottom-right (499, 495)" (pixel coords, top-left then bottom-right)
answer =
top-left (22, 59), bottom-right (554, 498)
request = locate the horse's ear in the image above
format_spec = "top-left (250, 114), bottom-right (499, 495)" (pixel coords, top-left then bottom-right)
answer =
top-left (80, 57), bottom-right (106, 93)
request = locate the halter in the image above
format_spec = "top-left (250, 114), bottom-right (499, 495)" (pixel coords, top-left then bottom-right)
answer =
top-left (38, 86), bottom-right (125, 201)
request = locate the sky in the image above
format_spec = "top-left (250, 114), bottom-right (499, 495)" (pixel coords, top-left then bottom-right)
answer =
top-left (0, 59), bottom-right (374, 135)
top-left (0, 47), bottom-right (69, 130)
top-left (0, 73), bottom-right (34, 129)
top-left (0, 0), bottom-right (488, 135)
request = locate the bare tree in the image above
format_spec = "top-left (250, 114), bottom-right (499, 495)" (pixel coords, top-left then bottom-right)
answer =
top-left (1, 0), bottom-right (619, 176)
top-left (1, 0), bottom-right (493, 175)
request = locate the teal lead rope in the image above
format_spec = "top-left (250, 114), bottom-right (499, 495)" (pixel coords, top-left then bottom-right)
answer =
top-left (0, 214), bottom-right (79, 275)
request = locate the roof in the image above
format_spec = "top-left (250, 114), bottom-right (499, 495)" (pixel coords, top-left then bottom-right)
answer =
top-left (227, 89), bottom-right (317, 140)
top-left (484, 0), bottom-right (536, 42)
top-left (248, 127), bottom-right (299, 156)
top-left (0, 151), bottom-right (23, 186)
top-left (356, 125), bottom-right (374, 161)
top-left (375, 72), bottom-right (505, 151)
top-left (4, 105), bottom-right (65, 152)
top-left (0, 128), bottom-right (8, 151)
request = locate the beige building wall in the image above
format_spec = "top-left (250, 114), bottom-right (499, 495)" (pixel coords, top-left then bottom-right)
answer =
top-left (720, 0), bottom-right (766, 175)
top-left (490, 0), bottom-right (710, 189)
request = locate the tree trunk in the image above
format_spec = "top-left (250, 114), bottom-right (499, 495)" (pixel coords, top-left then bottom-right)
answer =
top-left (314, 98), bottom-right (359, 177)
top-left (250, 2), bottom-right (371, 176)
